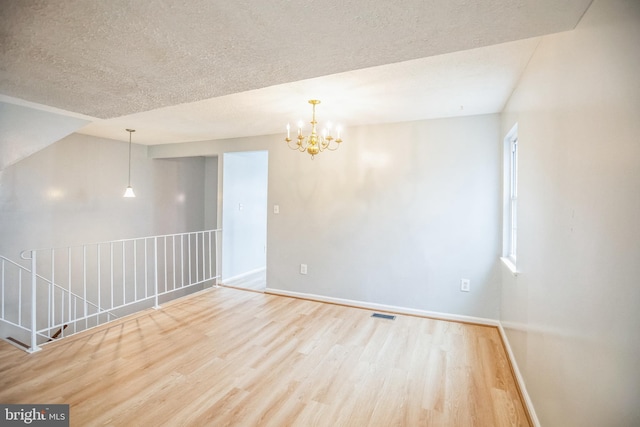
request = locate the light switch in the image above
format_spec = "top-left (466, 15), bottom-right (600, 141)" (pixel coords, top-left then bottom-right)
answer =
top-left (274, 205), bottom-right (280, 214)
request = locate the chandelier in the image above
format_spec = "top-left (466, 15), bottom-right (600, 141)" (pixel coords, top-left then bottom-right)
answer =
top-left (285, 99), bottom-right (342, 159)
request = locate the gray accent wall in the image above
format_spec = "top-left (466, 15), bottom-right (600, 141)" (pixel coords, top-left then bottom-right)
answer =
top-left (500, 0), bottom-right (640, 425)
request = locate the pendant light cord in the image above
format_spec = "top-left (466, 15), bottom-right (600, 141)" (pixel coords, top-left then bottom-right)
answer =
top-left (127, 129), bottom-right (135, 186)
top-left (128, 134), bottom-right (132, 186)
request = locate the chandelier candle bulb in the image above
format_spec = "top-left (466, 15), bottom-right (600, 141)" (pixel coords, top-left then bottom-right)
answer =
top-left (286, 123), bottom-right (290, 139)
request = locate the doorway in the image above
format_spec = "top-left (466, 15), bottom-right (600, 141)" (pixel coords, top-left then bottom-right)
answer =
top-left (221, 150), bottom-right (268, 290)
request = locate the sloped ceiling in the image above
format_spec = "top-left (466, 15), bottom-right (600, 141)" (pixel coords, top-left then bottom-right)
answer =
top-left (0, 101), bottom-right (89, 170)
top-left (0, 0), bottom-right (593, 146)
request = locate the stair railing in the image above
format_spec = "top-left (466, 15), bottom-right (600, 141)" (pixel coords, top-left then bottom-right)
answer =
top-left (1, 229), bottom-right (220, 353)
top-left (0, 255), bottom-right (36, 350)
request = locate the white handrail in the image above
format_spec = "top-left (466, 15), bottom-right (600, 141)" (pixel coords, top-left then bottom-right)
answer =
top-left (2, 229), bottom-right (221, 353)
top-left (19, 230), bottom-right (222, 257)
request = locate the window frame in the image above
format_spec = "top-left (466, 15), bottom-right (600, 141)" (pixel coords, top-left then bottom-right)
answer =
top-left (502, 123), bottom-right (519, 274)
top-left (508, 135), bottom-right (518, 261)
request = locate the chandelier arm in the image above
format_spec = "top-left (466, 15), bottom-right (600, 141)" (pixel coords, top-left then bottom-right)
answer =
top-left (285, 137), bottom-right (308, 152)
top-left (285, 141), bottom-right (300, 151)
top-left (320, 137), bottom-right (340, 151)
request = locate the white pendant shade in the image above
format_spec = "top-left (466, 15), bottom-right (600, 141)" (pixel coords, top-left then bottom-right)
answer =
top-left (123, 186), bottom-right (136, 198)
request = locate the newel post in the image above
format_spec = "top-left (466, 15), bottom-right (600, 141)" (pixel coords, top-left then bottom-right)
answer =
top-left (153, 237), bottom-right (160, 309)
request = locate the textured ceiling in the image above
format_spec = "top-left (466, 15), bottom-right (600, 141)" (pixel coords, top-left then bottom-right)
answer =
top-left (78, 37), bottom-right (542, 145)
top-left (0, 0), bottom-right (592, 145)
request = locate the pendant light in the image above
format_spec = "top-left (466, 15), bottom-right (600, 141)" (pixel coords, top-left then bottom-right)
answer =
top-left (123, 129), bottom-right (136, 198)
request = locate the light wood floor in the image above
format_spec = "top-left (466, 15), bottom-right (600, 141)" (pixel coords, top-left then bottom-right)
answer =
top-left (223, 269), bottom-right (267, 291)
top-left (0, 287), bottom-right (531, 426)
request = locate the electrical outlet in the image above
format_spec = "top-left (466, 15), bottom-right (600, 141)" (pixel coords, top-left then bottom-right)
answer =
top-left (300, 264), bottom-right (308, 275)
top-left (460, 279), bottom-right (470, 292)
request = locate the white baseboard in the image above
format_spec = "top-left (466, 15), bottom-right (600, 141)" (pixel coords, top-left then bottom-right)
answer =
top-left (264, 287), bottom-right (499, 326)
top-left (497, 323), bottom-right (540, 427)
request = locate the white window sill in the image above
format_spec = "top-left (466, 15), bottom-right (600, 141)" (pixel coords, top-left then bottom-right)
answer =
top-left (500, 257), bottom-right (519, 276)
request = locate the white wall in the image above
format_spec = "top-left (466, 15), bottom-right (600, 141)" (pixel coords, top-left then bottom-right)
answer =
top-left (153, 113), bottom-right (502, 319)
top-left (0, 102), bottom-right (89, 170)
top-left (221, 150), bottom-right (268, 280)
top-left (269, 115), bottom-right (502, 317)
top-left (0, 132), bottom-right (207, 258)
top-left (204, 156), bottom-right (218, 230)
top-left (500, 0), bottom-right (640, 425)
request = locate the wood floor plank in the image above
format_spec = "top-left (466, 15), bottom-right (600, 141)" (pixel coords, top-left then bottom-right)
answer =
top-left (0, 286), bottom-right (531, 426)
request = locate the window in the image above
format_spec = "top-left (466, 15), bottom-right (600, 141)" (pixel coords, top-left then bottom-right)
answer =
top-left (502, 124), bottom-right (518, 273)
top-left (508, 135), bottom-right (518, 259)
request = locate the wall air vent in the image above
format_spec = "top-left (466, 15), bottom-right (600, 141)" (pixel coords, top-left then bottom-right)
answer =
top-left (371, 313), bottom-right (396, 320)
